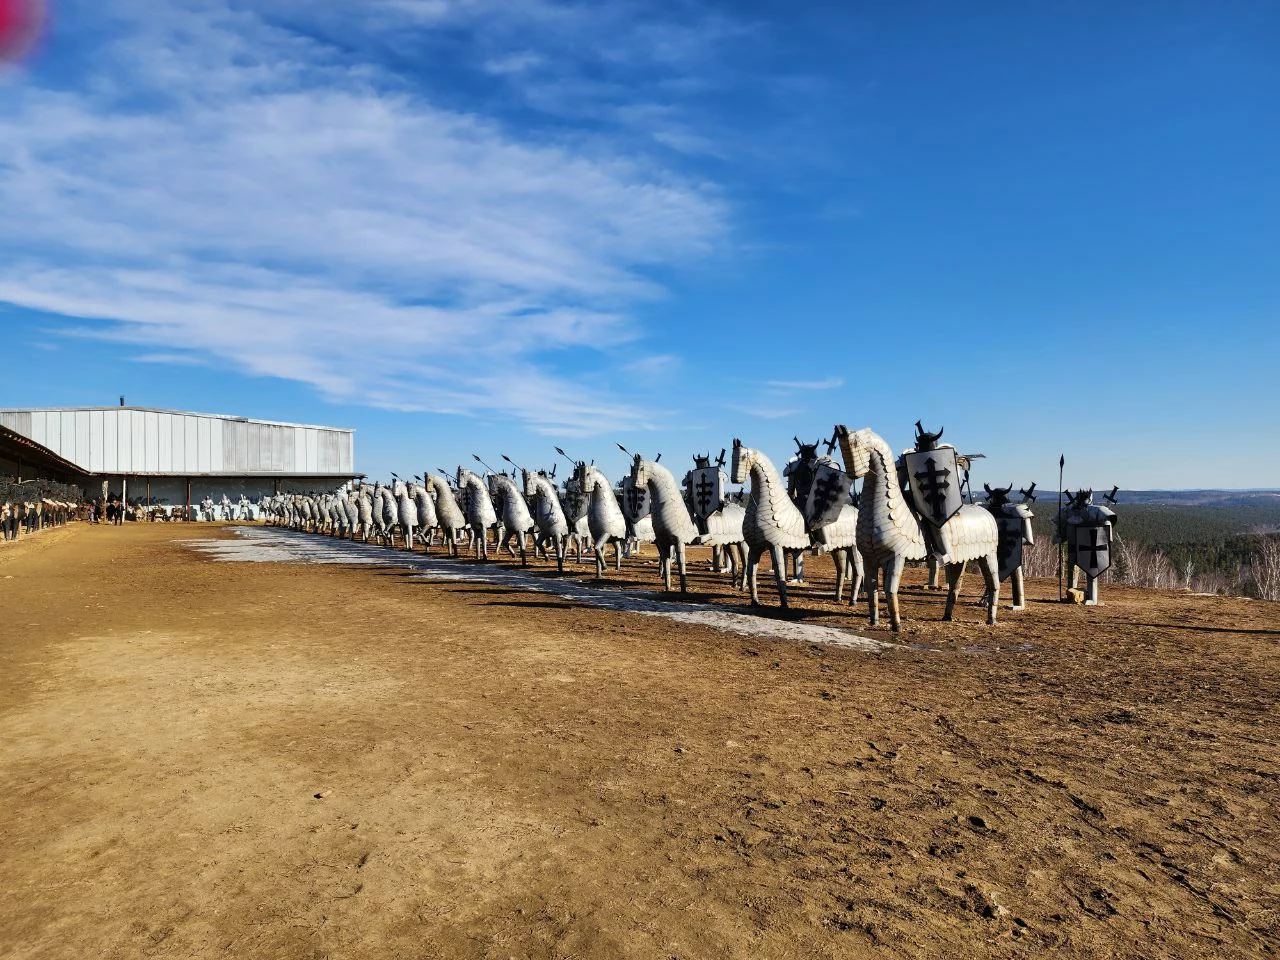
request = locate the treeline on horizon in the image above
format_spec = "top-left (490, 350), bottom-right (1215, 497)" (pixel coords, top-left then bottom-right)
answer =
top-left (1020, 502), bottom-right (1280, 599)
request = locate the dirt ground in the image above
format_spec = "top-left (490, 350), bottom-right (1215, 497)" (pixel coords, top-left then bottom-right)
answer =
top-left (1, 523), bottom-right (1276, 959)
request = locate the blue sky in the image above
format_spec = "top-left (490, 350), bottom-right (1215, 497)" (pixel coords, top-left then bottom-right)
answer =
top-left (1, 0), bottom-right (1277, 489)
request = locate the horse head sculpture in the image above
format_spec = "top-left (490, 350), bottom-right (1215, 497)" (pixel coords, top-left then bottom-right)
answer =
top-left (832, 425), bottom-right (873, 479)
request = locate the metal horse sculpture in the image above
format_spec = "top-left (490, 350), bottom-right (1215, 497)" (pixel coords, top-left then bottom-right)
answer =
top-left (488, 472), bottom-right (534, 565)
top-left (631, 454), bottom-right (699, 593)
top-left (683, 454), bottom-right (747, 590)
top-left (457, 467), bottom-right (500, 559)
top-left (834, 425), bottom-right (1000, 630)
top-left (576, 462), bottom-right (629, 578)
top-left (786, 439), bottom-right (864, 603)
top-left (392, 478), bottom-right (418, 549)
top-left (409, 481), bottom-right (437, 552)
top-left (523, 469), bottom-right (571, 573)
top-left (425, 474), bottom-right (468, 557)
top-left (731, 439), bottom-right (811, 609)
top-left (981, 483), bottom-right (1037, 610)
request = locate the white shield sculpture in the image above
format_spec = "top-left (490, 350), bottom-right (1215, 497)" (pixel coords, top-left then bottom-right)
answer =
top-left (686, 466), bottom-right (722, 521)
top-left (621, 475), bottom-right (650, 523)
top-left (905, 447), bottom-right (963, 528)
top-left (995, 516), bottom-right (1025, 582)
top-left (803, 461), bottom-right (853, 530)
top-left (1074, 524), bottom-right (1112, 578)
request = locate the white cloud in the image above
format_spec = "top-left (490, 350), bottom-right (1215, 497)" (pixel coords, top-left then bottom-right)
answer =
top-left (766, 377), bottom-right (845, 391)
top-left (724, 404), bottom-right (802, 421)
top-left (0, 0), bottom-right (733, 435)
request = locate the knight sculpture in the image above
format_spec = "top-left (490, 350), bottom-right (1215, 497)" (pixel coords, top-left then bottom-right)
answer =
top-left (1054, 486), bottom-right (1118, 605)
top-left (980, 482), bottom-right (1038, 610)
top-left (683, 452), bottom-right (747, 589)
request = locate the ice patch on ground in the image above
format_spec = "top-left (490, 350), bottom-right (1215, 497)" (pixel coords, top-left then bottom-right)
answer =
top-left (184, 527), bottom-right (892, 654)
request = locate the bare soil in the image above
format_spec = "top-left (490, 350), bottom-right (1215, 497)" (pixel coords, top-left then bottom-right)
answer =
top-left (1, 523), bottom-right (1276, 959)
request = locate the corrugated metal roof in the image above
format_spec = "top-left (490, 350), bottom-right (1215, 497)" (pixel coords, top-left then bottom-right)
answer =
top-left (0, 406), bottom-right (354, 433)
top-left (0, 407), bottom-right (357, 476)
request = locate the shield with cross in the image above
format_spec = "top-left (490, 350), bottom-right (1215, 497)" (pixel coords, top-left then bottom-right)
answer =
top-left (621, 474), bottom-right (650, 524)
top-left (803, 461), bottom-right (853, 530)
top-left (686, 466), bottom-right (723, 521)
top-left (1074, 523), bottom-right (1112, 578)
top-left (904, 446), bottom-right (963, 528)
top-left (995, 516), bottom-right (1025, 581)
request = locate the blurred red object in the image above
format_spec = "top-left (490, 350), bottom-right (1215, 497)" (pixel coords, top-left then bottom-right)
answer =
top-left (0, 0), bottom-right (46, 65)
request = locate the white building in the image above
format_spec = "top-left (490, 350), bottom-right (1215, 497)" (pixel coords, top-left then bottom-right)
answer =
top-left (0, 405), bottom-right (359, 505)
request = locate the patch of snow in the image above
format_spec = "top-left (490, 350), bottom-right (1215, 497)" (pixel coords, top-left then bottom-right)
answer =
top-left (183, 528), bottom-right (891, 654)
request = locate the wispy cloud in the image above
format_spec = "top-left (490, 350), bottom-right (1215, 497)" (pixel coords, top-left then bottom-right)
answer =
top-left (766, 377), bottom-right (845, 391)
top-left (0, 0), bottom-right (741, 435)
top-left (724, 404), bottom-right (802, 421)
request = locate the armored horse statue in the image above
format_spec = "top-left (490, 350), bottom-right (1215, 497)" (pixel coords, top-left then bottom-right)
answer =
top-left (488, 471), bottom-right (534, 565)
top-left (425, 473), bottom-right (468, 557)
top-left (683, 453), bottom-right (747, 590)
top-left (730, 439), bottom-right (812, 609)
top-left (834, 425), bottom-right (1000, 630)
top-left (575, 462), bottom-right (629, 578)
top-left (409, 480), bottom-right (437, 552)
top-left (630, 454), bottom-right (699, 593)
top-left (523, 469), bottom-right (572, 573)
top-left (980, 482), bottom-right (1037, 610)
top-left (786, 439), bottom-right (864, 603)
top-left (457, 467), bottom-right (500, 559)
top-left (391, 478), bottom-right (418, 549)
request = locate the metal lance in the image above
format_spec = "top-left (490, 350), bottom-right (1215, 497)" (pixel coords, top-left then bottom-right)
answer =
top-left (1057, 454), bottom-right (1065, 601)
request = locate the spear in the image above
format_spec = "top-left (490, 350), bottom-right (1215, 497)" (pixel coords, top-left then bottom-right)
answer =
top-left (472, 454), bottom-right (499, 475)
top-left (553, 446), bottom-right (578, 470)
top-left (1057, 454), bottom-right (1065, 601)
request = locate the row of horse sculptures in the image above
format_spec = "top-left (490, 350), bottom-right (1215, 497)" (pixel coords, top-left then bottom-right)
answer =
top-left (261, 424), bottom-right (1113, 632)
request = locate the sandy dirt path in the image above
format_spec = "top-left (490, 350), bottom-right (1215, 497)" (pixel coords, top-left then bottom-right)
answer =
top-left (1, 523), bottom-right (1276, 959)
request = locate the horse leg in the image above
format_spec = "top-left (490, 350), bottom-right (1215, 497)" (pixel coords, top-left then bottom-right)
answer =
top-left (1010, 566), bottom-right (1025, 610)
top-left (869, 557), bottom-right (887, 626)
top-left (982, 554), bottom-right (999, 624)
top-left (927, 555), bottom-right (942, 590)
top-left (734, 543), bottom-right (747, 590)
top-left (885, 555), bottom-right (907, 631)
top-left (593, 536), bottom-right (606, 579)
top-left (615, 540), bottom-right (623, 572)
top-left (850, 548), bottom-right (864, 605)
top-left (771, 545), bottom-right (789, 609)
top-left (677, 542), bottom-right (688, 594)
top-left (660, 543), bottom-right (672, 591)
top-left (833, 547), bottom-right (847, 603)
top-left (556, 537), bottom-right (566, 574)
top-left (943, 560), bottom-right (967, 622)
top-left (747, 545), bottom-right (765, 605)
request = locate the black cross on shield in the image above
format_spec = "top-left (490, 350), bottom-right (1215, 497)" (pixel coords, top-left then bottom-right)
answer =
top-left (1074, 523), bottom-right (1111, 577)
top-left (905, 447), bottom-right (963, 528)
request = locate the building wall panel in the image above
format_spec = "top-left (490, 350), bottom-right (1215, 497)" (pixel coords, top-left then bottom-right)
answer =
top-left (184, 416), bottom-right (198, 473)
top-left (43, 410), bottom-right (60, 452)
top-left (196, 417), bottom-right (210, 473)
top-left (144, 411), bottom-right (160, 472)
top-left (209, 417), bottom-right (224, 472)
top-left (74, 412), bottom-right (90, 469)
top-left (88, 410), bottom-right (104, 473)
top-left (102, 410), bottom-right (118, 473)
top-left (158, 412), bottom-right (172, 469)
top-left (1, 408), bottom-right (355, 479)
